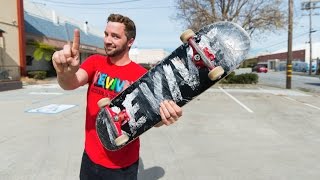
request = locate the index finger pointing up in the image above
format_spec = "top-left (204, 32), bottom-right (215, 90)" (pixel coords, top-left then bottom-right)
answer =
top-left (72, 29), bottom-right (80, 52)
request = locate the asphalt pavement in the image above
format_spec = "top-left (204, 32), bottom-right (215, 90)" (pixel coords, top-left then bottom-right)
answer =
top-left (1, 80), bottom-right (320, 180)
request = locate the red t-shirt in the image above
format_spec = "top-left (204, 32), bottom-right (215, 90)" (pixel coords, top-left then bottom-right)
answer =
top-left (80, 54), bottom-right (147, 168)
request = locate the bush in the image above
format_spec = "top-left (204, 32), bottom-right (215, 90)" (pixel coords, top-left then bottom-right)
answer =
top-left (27, 71), bottom-right (47, 80)
top-left (221, 72), bottom-right (258, 84)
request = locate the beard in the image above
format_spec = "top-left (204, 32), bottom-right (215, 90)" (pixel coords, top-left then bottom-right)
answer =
top-left (104, 43), bottom-right (127, 57)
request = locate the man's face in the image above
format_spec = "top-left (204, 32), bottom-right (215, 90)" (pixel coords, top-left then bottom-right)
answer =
top-left (104, 22), bottom-right (133, 57)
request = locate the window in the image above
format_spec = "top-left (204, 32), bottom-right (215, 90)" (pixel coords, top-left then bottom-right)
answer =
top-left (26, 55), bottom-right (33, 66)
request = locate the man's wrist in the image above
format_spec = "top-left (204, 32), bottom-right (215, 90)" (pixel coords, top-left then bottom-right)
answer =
top-left (56, 72), bottom-right (77, 90)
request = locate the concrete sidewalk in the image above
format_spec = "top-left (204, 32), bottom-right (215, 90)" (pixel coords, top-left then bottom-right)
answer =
top-left (1, 82), bottom-right (320, 180)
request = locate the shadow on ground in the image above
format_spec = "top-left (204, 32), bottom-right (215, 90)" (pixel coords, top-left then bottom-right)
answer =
top-left (138, 158), bottom-right (165, 180)
top-left (305, 82), bottom-right (320, 86)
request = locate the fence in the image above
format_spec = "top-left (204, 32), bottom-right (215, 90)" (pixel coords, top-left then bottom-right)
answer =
top-left (0, 66), bottom-right (20, 81)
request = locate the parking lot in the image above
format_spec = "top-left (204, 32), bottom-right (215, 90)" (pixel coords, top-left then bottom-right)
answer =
top-left (1, 82), bottom-right (320, 180)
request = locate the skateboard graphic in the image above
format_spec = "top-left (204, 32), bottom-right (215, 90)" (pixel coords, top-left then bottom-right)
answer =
top-left (96, 21), bottom-right (251, 151)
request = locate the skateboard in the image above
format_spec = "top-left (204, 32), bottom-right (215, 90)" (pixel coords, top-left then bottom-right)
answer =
top-left (96, 21), bottom-right (251, 151)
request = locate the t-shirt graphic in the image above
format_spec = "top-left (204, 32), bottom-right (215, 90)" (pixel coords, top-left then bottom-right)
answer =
top-left (91, 71), bottom-right (132, 98)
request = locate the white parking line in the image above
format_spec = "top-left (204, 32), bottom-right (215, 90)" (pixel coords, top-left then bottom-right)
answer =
top-left (218, 87), bottom-right (254, 113)
top-left (25, 84), bottom-right (87, 89)
top-left (25, 84), bottom-right (61, 89)
top-left (304, 103), bottom-right (320, 110)
top-left (283, 96), bottom-right (320, 111)
top-left (258, 87), bottom-right (310, 96)
top-left (283, 96), bottom-right (297, 102)
top-left (207, 88), bottom-right (310, 96)
top-left (29, 92), bottom-right (63, 95)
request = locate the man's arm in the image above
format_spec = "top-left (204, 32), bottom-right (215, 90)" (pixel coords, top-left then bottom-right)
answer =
top-left (56, 68), bottom-right (88, 90)
top-left (52, 29), bottom-right (87, 90)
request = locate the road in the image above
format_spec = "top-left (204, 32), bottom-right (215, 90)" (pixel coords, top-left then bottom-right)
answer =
top-left (1, 82), bottom-right (320, 180)
top-left (256, 71), bottom-right (320, 93)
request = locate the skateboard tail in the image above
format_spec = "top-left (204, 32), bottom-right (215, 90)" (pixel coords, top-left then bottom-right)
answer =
top-left (96, 107), bottom-right (131, 150)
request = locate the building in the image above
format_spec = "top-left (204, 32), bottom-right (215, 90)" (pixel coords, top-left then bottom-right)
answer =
top-left (129, 48), bottom-right (168, 69)
top-left (0, 0), bottom-right (105, 91)
top-left (0, 0), bottom-right (24, 91)
top-left (257, 49), bottom-right (306, 71)
top-left (0, 0), bottom-right (171, 91)
top-left (252, 43), bottom-right (320, 73)
top-left (23, 0), bottom-right (106, 76)
top-left (244, 45), bottom-right (320, 74)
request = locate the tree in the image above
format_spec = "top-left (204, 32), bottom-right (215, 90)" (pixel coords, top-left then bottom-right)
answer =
top-left (174, 0), bottom-right (287, 36)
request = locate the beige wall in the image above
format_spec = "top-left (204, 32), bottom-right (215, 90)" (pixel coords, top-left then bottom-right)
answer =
top-left (129, 48), bottom-right (168, 65)
top-left (0, 0), bottom-right (20, 80)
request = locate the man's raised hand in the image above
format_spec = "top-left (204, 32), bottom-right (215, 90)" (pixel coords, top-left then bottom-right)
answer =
top-left (52, 29), bottom-right (80, 74)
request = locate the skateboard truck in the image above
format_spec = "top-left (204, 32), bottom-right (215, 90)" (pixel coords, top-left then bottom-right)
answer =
top-left (97, 98), bottom-right (129, 146)
top-left (180, 30), bottom-right (224, 81)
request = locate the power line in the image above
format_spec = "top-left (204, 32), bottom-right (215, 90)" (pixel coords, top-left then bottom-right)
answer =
top-left (32, 0), bottom-right (144, 6)
top-left (43, 5), bottom-right (174, 10)
top-left (253, 31), bottom-right (311, 51)
top-left (30, 0), bottom-right (174, 10)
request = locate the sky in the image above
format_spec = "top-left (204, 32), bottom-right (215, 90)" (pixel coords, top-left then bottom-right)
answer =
top-left (250, 0), bottom-right (320, 58)
top-left (27, 0), bottom-right (320, 58)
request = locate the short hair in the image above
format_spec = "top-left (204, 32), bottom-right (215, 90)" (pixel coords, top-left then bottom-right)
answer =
top-left (107, 14), bottom-right (136, 40)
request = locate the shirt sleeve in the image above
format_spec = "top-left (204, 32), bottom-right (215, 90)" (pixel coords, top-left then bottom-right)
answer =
top-left (80, 55), bottom-right (98, 83)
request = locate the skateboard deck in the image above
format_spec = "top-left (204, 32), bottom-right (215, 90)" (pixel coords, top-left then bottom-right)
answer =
top-left (96, 21), bottom-right (251, 151)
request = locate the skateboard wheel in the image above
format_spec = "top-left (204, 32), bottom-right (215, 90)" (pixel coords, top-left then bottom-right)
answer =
top-left (114, 134), bottom-right (129, 146)
top-left (208, 66), bottom-right (224, 81)
top-left (194, 54), bottom-right (201, 61)
top-left (180, 29), bottom-right (196, 43)
top-left (97, 98), bottom-right (111, 108)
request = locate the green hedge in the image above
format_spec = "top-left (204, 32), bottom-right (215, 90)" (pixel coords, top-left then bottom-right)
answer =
top-left (27, 71), bottom-right (47, 80)
top-left (221, 72), bottom-right (258, 84)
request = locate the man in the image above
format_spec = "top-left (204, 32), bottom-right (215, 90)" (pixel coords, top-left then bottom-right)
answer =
top-left (51, 14), bottom-right (182, 180)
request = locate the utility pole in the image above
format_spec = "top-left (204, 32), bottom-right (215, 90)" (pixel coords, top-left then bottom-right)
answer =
top-left (287, 0), bottom-right (293, 89)
top-left (301, 0), bottom-right (320, 75)
top-left (308, 0), bottom-right (313, 75)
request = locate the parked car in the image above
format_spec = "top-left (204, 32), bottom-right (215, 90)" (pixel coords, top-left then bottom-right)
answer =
top-left (252, 65), bottom-right (268, 73)
top-left (292, 61), bottom-right (308, 72)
